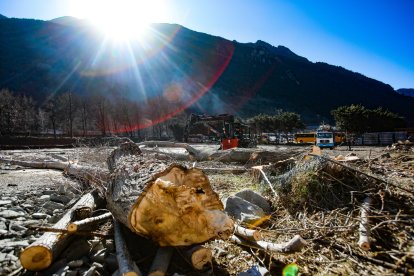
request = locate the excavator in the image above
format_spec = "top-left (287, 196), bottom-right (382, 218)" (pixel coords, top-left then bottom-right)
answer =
top-left (183, 113), bottom-right (256, 149)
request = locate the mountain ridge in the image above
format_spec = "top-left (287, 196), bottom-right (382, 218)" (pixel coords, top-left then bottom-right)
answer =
top-left (0, 16), bottom-right (413, 125)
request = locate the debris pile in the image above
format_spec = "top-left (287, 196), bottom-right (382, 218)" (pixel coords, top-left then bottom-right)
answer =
top-left (1, 143), bottom-right (413, 275)
top-left (386, 140), bottom-right (414, 152)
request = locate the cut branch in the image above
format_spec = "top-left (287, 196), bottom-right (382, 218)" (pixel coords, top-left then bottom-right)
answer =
top-left (20, 191), bottom-right (101, 271)
top-left (358, 197), bottom-right (372, 251)
top-left (67, 212), bottom-right (112, 233)
top-left (180, 245), bottom-right (212, 270)
top-left (148, 247), bottom-right (173, 276)
top-left (113, 218), bottom-right (141, 276)
top-left (230, 234), bottom-right (306, 253)
top-left (234, 225), bottom-right (262, 241)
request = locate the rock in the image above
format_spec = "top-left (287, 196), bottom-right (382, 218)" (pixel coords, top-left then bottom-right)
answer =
top-left (39, 195), bottom-right (51, 201)
top-left (50, 194), bottom-right (71, 204)
top-left (0, 239), bottom-right (29, 248)
top-left (9, 222), bottom-right (27, 232)
top-left (42, 201), bottom-right (65, 211)
top-left (381, 152), bottom-right (391, 159)
top-left (68, 259), bottom-right (84, 268)
top-left (10, 206), bottom-right (25, 213)
top-left (0, 200), bottom-right (12, 206)
top-left (61, 239), bottom-right (91, 261)
top-left (0, 220), bottom-right (6, 230)
top-left (0, 229), bottom-right (7, 235)
top-left (91, 248), bottom-right (107, 262)
top-left (234, 189), bottom-right (271, 213)
top-left (32, 212), bottom-right (49, 219)
top-left (42, 190), bottom-right (55, 195)
top-left (224, 196), bottom-right (265, 224)
top-left (7, 183), bottom-right (17, 187)
top-left (238, 265), bottom-right (269, 276)
top-left (0, 210), bottom-right (25, 219)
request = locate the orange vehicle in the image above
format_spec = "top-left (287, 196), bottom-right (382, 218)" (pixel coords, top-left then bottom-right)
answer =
top-left (184, 113), bottom-right (256, 149)
top-left (294, 132), bottom-right (316, 144)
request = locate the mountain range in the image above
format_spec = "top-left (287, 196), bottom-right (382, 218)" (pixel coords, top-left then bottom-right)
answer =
top-left (0, 15), bottom-right (413, 125)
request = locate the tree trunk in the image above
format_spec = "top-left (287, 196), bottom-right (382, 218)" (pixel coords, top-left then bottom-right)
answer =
top-left (106, 142), bottom-right (234, 246)
top-left (20, 191), bottom-right (101, 271)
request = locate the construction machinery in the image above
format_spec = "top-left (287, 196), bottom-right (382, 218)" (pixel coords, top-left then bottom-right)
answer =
top-left (183, 113), bottom-right (256, 149)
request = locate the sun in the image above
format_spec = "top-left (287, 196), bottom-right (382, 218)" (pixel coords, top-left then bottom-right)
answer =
top-left (70, 0), bottom-right (168, 41)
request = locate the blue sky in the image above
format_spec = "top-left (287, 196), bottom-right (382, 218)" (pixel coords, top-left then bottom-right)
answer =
top-left (1, 0), bottom-right (413, 89)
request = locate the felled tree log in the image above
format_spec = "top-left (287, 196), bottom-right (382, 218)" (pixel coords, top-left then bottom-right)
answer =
top-left (180, 245), bottom-right (213, 270)
top-left (148, 247), bottom-right (173, 276)
top-left (0, 158), bottom-right (109, 189)
top-left (113, 218), bottom-right (142, 276)
top-left (230, 234), bottom-right (306, 253)
top-left (20, 191), bottom-right (101, 271)
top-left (106, 142), bottom-right (234, 246)
top-left (67, 212), bottom-right (112, 233)
top-left (358, 197), bottom-right (372, 251)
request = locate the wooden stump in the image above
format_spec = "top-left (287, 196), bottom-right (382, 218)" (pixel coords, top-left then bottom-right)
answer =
top-left (106, 142), bottom-right (234, 246)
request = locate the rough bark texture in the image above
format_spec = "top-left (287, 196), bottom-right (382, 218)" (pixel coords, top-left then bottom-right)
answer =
top-left (113, 219), bottom-right (141, 276)
top-left (148, 247), bottom-right (173, 276)
top-left (20, 191), bottom-right (100, 271)
top-left (67, 212), bottom-right (112, 233)
top-left (358, 197), bottom-right (372, 251)
top-left (234, 225), bottom-right (262, 241)
top-left (230, 234), bottom-right (306, 253)
top-left (106, 142), bottom-right (234, 246)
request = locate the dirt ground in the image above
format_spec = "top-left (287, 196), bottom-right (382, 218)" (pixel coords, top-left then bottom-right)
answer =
top-left (0, 144), bottom-right (413, 275)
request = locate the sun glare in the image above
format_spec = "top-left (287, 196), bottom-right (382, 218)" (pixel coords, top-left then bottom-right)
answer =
top-left (71, 0), bottom-right (168, 41)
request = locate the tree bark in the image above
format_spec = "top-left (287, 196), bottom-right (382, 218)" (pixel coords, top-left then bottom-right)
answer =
top-left (67, 212), bottom-right (112, 233)
top-left (113, 218), bottom-right (142, 276)
top-left (358, 197), bottom-right (372, 251)
top-left (148, 247), bottom-right (173, 276)
top-left (106, 142), bottom-right (234, 246)
top-left (230, 234), bottom-right (306, 253)
top-left (20, 191), bottom-right (101, 271)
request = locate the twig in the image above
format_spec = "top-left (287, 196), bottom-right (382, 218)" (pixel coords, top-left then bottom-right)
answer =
top-left (358, 197), bottom-right (372, 251)
top-left (28, 226), bottom-right (112, 238)
top-left (315, 238), bottom-right (408, 274)
top-left (257, 167), bottom-right (277, 198)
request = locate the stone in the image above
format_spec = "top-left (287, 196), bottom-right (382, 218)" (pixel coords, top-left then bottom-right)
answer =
top-left (39, 194), bottom-right (51, 200)
top-left (68, 259), bottom-right (84, 269)
top-left (0, 239), bottom-right (29, 248)
top-left (0, 210), bottom-right (25, 219)
top-left (238, 265), bottom-right (269, 276)
top-left (42, 201), bottom-right (64, 211)
top-left (0, 220), bottom-right (6, 230)
top-left (50, 194), bottom-right (71, 204)
top-left (0, 200), bottom-right (12, 206)
top-left (234, 189), bottom-right (271, 213)
top-left (224, 196), bottom-right (265, 224)
top-left (9, 222), bottom-right (27, 232)
top-left (32, 212), bottom-right (49, 219)
top-left (42, 190), bottom-right (55, 195)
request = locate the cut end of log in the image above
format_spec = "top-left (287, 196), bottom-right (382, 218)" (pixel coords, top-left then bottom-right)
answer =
top-left (20, 246), bottom-right (52, 271)
top-left (190, 247), bottom-right (213, 270)
top-left (358, 240), bottom-right (371, 251)
top-left (67, 223), bottom-right (77, 233)
top-left (129, 166), bottom-right (234, 246)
